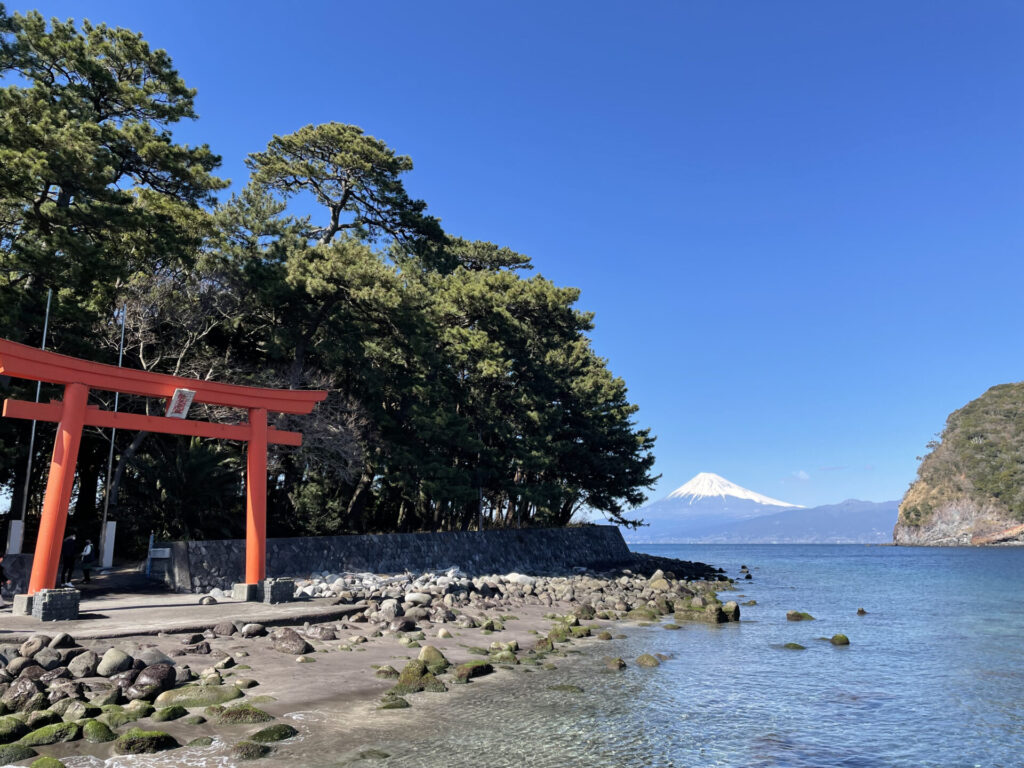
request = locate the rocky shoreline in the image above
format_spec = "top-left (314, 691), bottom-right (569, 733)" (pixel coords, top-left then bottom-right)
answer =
top-left (0, 555), bottom-right (735, 766)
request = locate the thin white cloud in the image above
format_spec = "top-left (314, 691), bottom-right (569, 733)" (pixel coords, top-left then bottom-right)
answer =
top-left (792, 469), bottom-right (810, 481)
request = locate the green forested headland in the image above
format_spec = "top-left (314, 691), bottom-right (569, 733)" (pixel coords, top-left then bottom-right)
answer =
top-left (896, 381), bottom-right (1024, 539)
top-left (0, 8), bottom-right (656, 554)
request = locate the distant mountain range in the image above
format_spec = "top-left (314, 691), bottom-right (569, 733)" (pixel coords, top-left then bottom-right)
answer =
top-left (622, 472), bottom-right (898, 544)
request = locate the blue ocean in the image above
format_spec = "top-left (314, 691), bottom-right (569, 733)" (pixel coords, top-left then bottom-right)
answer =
top-left (334, 544), bottom-right (1024, 768)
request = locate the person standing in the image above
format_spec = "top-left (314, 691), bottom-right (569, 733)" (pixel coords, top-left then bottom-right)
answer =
top-left (79, 539), bottom-right (95, 584)
top-left (59, 533), bottom-right (77, 586)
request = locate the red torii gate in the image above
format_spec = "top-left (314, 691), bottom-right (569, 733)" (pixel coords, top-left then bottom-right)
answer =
top-left (0, 339), bottom-right (326, 595)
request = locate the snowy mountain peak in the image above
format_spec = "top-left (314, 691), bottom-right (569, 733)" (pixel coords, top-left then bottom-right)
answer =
top-left (667, 472), bottom-right (802, 508)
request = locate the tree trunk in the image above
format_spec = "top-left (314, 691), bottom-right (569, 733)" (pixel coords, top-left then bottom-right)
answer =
top-left (107, 430), bottom-right (150, 513)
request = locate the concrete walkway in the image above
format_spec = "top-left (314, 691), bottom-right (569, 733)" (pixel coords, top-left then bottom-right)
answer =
top-left (0, 568), bottom-right (362, 644)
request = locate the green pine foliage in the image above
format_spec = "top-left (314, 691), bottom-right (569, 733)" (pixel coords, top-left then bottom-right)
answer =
top-left (0, 6), bottom-right (657, 548)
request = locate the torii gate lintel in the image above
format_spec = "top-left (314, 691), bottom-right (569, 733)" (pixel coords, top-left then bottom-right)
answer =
top-left (0, 339), bottom-right (326, 597)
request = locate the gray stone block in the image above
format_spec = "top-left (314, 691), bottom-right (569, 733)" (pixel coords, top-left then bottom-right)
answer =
top-left (263, 577), bottom-right (295, 604)
top-left (12, 593), bottom-right (33, 616)
top-left (30, 588), bottom-right (79, 621)
top-left (232, 583), bottom-right (258, 602)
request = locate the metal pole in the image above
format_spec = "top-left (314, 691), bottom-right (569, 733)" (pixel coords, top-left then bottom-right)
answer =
top-left (100, 303), bottom-right (126, 558)
top-left (18, 288), bottom-right (52, 522)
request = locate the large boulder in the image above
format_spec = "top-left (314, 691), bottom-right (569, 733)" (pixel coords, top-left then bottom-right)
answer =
top-left (305, 625), bottom-right (336, 641)
top-left (39, 666), bottom-right (69, 684)
top-left (268, 628), bottom-right (311, 655)
top-left (240, 623), bottom-right (266, 638)
top-left (59, 699), bottom-right (101, 722)
top-left (47, 633), bottom-right (75, 649)
top-left (0, 715), bottom-right (29, 744)
top-left (18, 635), bottom-right (51, 659)
top-left (18, 720), bottom-right (79, 746)
top-left (417, 646), bottom-right (450, 674)
top-left (1, 676), bottom-right (43, 711)
top-left (6, 657), bottom-right (38, 677)
top-left (67, 651), bottom-right (98, 678)
top-left (125, 664), bottom-right (176, 701)
top-left (96, 648), bottom-right (133, 677)
top-left (108, 669), bottom-right (140, 694)
top-left (153, 684), bottom-right (243, 709)
top-left (0, 744), bottom-right (37, 764)
top-left (389, 617), bottom-right (417, 633)
top-left (45, 678), bottom-right (82, 703)
top-left (136, 648), bottom-right (175, 667)
top-left (113, 727), bottom-right (179, 754)
top-left (250, 724), bottom-right (298, 743)
top-left (32, 649), bottom-right (62, 671)
top-left (379, 599), bottom-right (402, 622)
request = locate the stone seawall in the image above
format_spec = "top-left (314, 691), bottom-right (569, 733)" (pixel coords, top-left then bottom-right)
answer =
top-left (169, 526), bottom-right (634, 593)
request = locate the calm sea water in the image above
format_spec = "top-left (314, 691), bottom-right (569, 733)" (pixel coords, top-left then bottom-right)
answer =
top-left (58, 545), bottom-right (1024, 768)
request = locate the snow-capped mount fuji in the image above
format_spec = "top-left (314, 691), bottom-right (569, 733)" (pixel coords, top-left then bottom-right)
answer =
top-left (622, 472), bottom-right (803, 543)
top-left (666, 472), bottom-right (803, 507)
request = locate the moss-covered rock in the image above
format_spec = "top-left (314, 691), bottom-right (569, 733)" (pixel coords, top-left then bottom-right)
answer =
top-left (626, 607), bottom-right (660, 621)
top-left (250, 724), bottom-right (298, 743)
top-left (19, 721), bottom-right (80, 746)
top-left (569, 626), bottom-right (591, 639)
top-left (232, 740), bottom-right (270, 760)
top-left (29, 757), bottom-right (66, 768)
top-left (635, 654), bottom-right (660, 668)
top-left (596, 631), bottom-right (613, 641)
top-left (533, 637), bottom-right (555, 652)
top-left (0, 715), bottom-right (29, 744)
top-left (378, 695), bottom-right (410, 710)
top-left (25, 711), bottom-right (61, 730)
top-left (489, 650), bottom-right (518, 665)
top-left (417, 645), bottom-right (450, 674)
top-left (59, 700), bottom-right (102, 723)
top-left (123, 700), bottom-right (155, 719)
top-left (453, 660), bottom-right (494, 683)
top-left (188, 736), bottom-right (214, 747)
top-left (786, 611), bottom-right (815, 621)
top-left (375, 665), bottom-right (400, 679)
top-left (98, 711), bottom-right (131, 729)
top-left (0, 743), bottom-right (37, 764)
top-left (82, 718), bottom-right (116, 743)
top-left (783, 643), bottom-right (806, 650)
top-left (830, 634), bottom-right (851, 646)
top-left (153, 684), bottom-right (243, 709)
top-left (547, 625), bottom-right (570, 643)
top-left (216, 703), bottom-right (274, 724)
top-left (152, 705), bottom-right (189, 722)
top-left (182, 714), bottom-right (207, 725)
top-left (113, 727), bottom-right (179, 754)
top-left (390, 660), bottom-right (447, 695)
top-left (547, 684), bottom-right (584, 693)
top-left (604, 657), bottom-right (627, 670)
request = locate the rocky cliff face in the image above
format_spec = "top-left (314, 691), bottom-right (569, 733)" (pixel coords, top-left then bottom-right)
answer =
top-left (895, 382), bottom-right (1024, 546)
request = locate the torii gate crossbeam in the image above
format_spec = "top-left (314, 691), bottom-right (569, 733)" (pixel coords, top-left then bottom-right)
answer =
top-left (0, 339), bottom-right (326, 596)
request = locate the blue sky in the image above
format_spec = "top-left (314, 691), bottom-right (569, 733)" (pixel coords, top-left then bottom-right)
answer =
top-left (13, 1), bottom-right (1024, 507)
